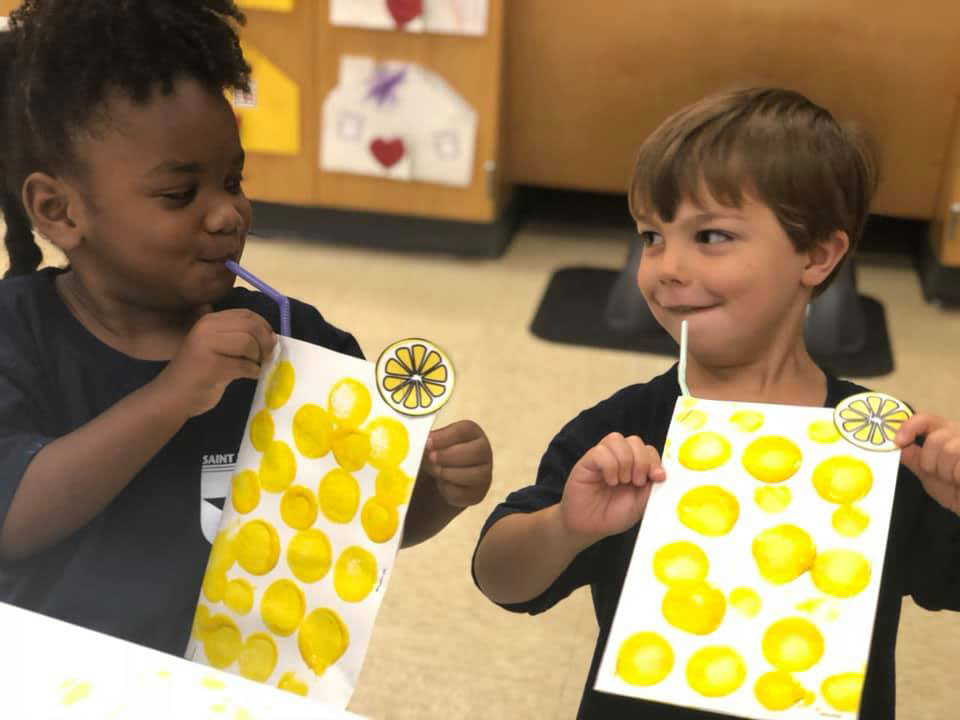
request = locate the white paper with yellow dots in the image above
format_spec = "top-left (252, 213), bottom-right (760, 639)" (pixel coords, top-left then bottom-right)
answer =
top-left (186, 337), bottom-right (446, 707)
top-left (595, 396), bottom-right (902, 718)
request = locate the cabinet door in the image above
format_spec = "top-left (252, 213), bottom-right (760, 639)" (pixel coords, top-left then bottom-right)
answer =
top-left (934, 104), bottom-right (960, 268)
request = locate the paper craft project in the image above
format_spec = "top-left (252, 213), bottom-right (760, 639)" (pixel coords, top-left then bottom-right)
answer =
top-left (321, 56), bottom-right (477, 187)
top-left (595, 391), bottom-right (903, 717)
top-left (0, 601), bottom-right (364, 720)
top-left (330, 0), bottom-right (488, 36)
top-left (187, 337), bottom-right (453, 707)
top-left (231, 43), bottom-right (301, 156)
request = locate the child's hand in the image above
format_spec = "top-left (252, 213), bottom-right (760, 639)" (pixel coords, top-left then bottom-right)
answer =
top-left (157, 309), bottom-right (277, 417)
top-left (560, 432), bottom-right (666, 544)
top-left (895, 413), bottom-right (960, 515)
top-left (421, 420), bottom-right (493, 508)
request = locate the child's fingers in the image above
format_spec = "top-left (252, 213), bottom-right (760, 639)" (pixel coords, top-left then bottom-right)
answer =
top-left (625, 436), bottom-right (660, 486)
top-left (427, 435), bottom-right (490, 468)
top-left (918, 428), bottom-right (953, 477)
top-left (212, 331), bottom-right (267, 364)
top-left (584, 443), bottom-right (621, 487)
top-left (600, 433), bottom-right (634, 485)
top-left (894, 413), bottom-right (947, 449)
top-left (936, 438), bottom-right (960, 484)
top-left (427, 420), bottom-right (482, 452)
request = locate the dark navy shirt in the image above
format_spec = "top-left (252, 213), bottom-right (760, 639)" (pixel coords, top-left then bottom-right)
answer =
top-left (0, 268), bottom-right (363, 656)
top-left (475, 365), bottom-right (960, 719)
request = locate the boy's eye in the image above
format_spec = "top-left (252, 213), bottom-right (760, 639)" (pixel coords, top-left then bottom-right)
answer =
top-left (160, 187), bottom-right (197, 204)
top-left (639, 230), bottom-right (664, 247)
top-left (696, 230), bottom-right (734, 245)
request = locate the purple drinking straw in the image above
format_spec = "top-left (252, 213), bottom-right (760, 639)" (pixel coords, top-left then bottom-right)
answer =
top-left (224, 260), bottom-right (291, 337)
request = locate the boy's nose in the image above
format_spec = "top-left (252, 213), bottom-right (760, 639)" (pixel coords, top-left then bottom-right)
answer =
top-left (205, 201), bottom-right (244, 236)
top-left (657, 243), bottom-right (690, 284)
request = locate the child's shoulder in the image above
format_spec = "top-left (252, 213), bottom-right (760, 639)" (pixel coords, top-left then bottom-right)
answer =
top-left (217, 287), bottom-right (364, 359)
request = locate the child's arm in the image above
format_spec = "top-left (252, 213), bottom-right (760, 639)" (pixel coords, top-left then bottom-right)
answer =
top-left (0, 309), bottom-right (275, 561)
top-left (401, 420), bottom-right (493, 548)
top-left (474, 432), bottom-right (664, 605)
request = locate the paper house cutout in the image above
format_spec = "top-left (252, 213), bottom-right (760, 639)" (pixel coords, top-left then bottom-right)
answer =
top-left (321, 56), bottom-right (477, 187)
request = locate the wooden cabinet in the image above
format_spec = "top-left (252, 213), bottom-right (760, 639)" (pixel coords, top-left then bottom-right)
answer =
top-left (933, 104), bottom-right (960, 268)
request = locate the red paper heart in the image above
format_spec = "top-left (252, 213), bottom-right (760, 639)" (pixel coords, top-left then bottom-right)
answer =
top-left (370, 138), bottom-right (406, 169)
top-left (386, 0), bottom-right (423, 28)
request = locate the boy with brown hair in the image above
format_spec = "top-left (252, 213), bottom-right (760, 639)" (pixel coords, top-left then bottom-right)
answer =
top-left (473, 87), bottom-right (960, 719)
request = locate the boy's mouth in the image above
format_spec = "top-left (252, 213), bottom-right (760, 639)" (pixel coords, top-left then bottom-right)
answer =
top-left (658, 302), bottom-right (720, 315)
top-left (200, 252), bottom-right (240, 264)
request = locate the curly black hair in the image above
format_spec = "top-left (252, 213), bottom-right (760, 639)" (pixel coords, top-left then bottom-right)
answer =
top-left (0, 0), bottom-right (251, 277)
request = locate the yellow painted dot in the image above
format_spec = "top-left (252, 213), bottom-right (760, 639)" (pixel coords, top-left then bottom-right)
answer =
top-left (235, 520), bottom-right (280, 576)
top-left (334, 546), bottom-right (378, 603)
top-left (678, 432), bottom-right (732, 471)
top-left (366, 417), bottom-right (410, 470)
top-left (375, 467), bottom-right (415, 506)
top-left (742, 436), bottom-right (803, 483)
top-left (833, 504), bottom-right (870, 537)
top-left (209, 531), bottom-right (236, 574)
top-left (762, 617), bottom-right (824, 672)
top-left (677, 409), bottom-right (707, 431)
top-left (231, 470), bottom-right (261, 514)
top-left (203, 569), bottom-right (228, 603)
top-left (249, 410), bottom-right (274, 453)
top-left (318, 468), bottom-right (360, 523)
top-left (615, 632), bottom-right (674, 686)
top-left (280, 485), bottom-right (318, 530)
top-left (203, 615), bottom-right (243, 669)
top-left (808, 419), bottom-right (841, 444)
top-left (752, 524), bottom-right (816, 584)
top-left (729, 587), bottom-right (762, 617)
top-left (331, 427), bottom-right (371, 472)
top-left (328, 378), bottom-right (371, 429)
top-left (211, 703), bottom-right (226, 712)
top-left (292, 403), bottom-right (333, 459)
top-left (677, 485), bottom-right (740, 537)
top-left (265, 361), bottom-right (295, 410)
top-left (679, 396), bottom-right (698, 411)
top-left (261, 579), bottom-right (306, 637)
top-left (60, 682), bottom-right (92, 707)
top-left (652, 542), bottom-right (710, 585)
top-left (237, 633), bottom-right (278, 683)
top-left (193, 604), bottom-right (215, 639)
top-left (361, 497), bottom-right (399, 544)
top-left (822, 672), bottom-right (865, 712)
top-left (201, 676), bottom-right (225, 690)
top-left (224, 578), bottom-right (255, 615)
top-left (795, 597), bottom-right (825, 614)
top-left (278, 671), bottom-right (309, 697)
top-left (813, 456), bottom-right (873, 504)
top-left (259, 440), bottom-right (297, 493)
top-left (811, 549), bottom-right (871, 598)
top-left (287, 529), bottom-right (333, 584)
top-left (686, 646), bottom-right (746, 697)
top-left (729, 410), bottom-right (764, 433)
top-left (754, 485), bottom-right (792, 514)
top-left (755, 670), bottom-right (806, 711)
top-left (662, 581), bottom-right (727, 635)
top-left (299, 609), bottom-right (350, 675)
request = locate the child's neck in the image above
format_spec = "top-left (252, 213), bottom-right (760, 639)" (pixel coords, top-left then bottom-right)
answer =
top-left (56, 270), bottom-right (208, 362)
top-left (684, 340), bottom-right (828, 408)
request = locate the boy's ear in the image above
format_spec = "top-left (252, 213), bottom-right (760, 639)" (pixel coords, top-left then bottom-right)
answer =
top-left (21, 172), bottom-right (88, 253)
top-left (801, 230), bottom-right (850, 289)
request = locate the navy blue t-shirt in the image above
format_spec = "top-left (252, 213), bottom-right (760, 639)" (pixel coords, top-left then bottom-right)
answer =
top-left (474, 365), bottom-right (960, 719)
top-left (0, 267), bottom-right (363, 656)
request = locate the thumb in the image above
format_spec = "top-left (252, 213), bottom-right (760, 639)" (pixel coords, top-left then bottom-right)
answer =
top-left (894, 413), bottom-right (945, 449)
top-left (899, 443), bottom-right (923, 476)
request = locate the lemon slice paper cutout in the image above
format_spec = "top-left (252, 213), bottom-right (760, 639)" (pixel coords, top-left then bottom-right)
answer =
top-left (834, 392), bottom-right (912, 452)
top-left (375, 339), bottom-right (455, 417)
